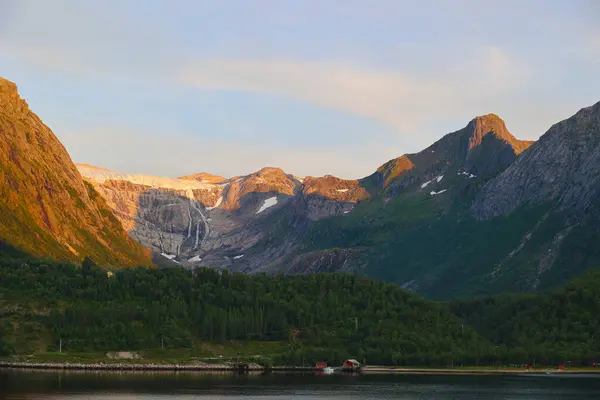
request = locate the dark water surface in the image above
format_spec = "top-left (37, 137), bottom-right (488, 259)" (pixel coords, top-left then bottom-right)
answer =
top-left (1, 370), bottom-right (600, 399)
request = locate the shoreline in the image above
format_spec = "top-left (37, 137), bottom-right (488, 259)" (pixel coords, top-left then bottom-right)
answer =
top-left (2, 361), bottom-right (600, 375)
top-left (361, 367), bottom-right (600, 375)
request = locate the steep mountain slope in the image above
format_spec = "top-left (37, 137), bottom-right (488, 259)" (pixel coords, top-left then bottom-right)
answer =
top-left (473, 101), bottom-right (600, 218)
top-left (78, 164), bottom-right (368, 267)
top-left (300, 104), bottom-right (600, 299)
top-left (362, 114), bottom-right (533, 194)
top-left (75, 101), bottom-right (600, 299)
top-left (0, 78), bottom-right (151, 266)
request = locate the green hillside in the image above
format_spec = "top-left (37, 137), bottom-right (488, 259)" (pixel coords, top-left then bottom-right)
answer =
top-left (2, 252), bottom-right (600, 367)
top-left (303, 170), bottom-right (600, 299)
top-left (451, 268), bottom-right (600, 366)
top-left (0, 254), bottom-right (489, 366)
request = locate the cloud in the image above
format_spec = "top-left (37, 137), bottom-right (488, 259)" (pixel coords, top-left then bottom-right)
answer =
top-left (179, 46), bottom-right (527, 132)
top-left (1, 24), bottom-right (527, 135)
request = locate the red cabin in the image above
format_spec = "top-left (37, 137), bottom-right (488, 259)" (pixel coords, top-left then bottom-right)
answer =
top-left (316, 362), bottom-right (327, 369)
top-left (342, 359), bottom-right (361, 371)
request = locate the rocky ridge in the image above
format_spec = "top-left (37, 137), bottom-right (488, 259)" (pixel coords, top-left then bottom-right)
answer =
top-left (473, 102), bottom-right (600, 218)
top-left (0, 77), bottom-right (151, 266)
top-left (78, 164), bottom-right (368, 267)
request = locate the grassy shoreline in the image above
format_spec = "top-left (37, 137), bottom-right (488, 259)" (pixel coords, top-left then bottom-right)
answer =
top-left (3, 357), bottom-right (600, 375)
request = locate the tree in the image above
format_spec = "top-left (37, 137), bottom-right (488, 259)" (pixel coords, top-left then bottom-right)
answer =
top-left (81, 256), bottom-right (96, 276)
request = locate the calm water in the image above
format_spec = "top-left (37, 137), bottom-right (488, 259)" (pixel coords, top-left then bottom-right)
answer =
top-left (1, 370), bottom-right (600, 399)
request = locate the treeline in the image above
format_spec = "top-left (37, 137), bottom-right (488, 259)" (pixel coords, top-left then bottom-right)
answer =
top-left (451, 268), bottom-right (600, 366)
top-left (1, 253), bottom-right (600, 367)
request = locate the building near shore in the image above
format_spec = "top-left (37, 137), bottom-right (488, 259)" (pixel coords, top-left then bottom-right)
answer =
top-left (343, 359), bottom-right (361, 371)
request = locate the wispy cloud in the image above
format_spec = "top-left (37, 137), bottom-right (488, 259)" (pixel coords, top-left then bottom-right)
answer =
top-left (1, 32), bottom-right (527, 134)
top-left (179, 46), bottom-right (527, 132)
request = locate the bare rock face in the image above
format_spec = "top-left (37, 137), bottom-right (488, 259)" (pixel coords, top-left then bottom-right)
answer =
top-left (76, 112), bottom-right (534, 273)
top-left (472, 101), bottom-right (600, 219)
top-left (363, 114), bottom-right (533, 197)
top-left (78, 163), bottom-right (367, 267)
top-left (0, 77), bottom-right (151, 266)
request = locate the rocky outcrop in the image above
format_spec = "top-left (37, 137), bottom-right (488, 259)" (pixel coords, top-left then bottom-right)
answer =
top-left (78, 164), bottom-right (367, 267)
top-left (473, 101), bottom-right (600, 219)
top-left (0, 77), bottom-right (151, 266)
top-left (363, 114), bottom-right (533, 197)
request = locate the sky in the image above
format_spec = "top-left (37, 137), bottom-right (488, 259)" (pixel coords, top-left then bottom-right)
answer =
top-left (1, 0), bottom-right (599, 179)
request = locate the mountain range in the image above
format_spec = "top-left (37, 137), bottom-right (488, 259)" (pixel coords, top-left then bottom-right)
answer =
top-left (2, 75), bottom-right (600, 299)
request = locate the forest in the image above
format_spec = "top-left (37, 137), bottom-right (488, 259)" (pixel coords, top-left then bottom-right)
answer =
top-left (1, 251), bottom-right (600, 367)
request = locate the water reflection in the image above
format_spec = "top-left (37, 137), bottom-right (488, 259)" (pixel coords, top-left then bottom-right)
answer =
top-left (1, 369), bottom-right (600, 400)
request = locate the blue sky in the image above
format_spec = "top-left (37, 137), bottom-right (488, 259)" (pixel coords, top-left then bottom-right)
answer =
top-left (1, 0), bottom-right (599, 178)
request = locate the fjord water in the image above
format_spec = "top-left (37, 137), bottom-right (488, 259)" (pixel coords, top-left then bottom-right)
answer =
top-left (1, 371), bottom-right (600, 399)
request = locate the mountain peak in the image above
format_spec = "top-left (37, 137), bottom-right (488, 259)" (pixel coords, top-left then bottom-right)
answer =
top-left (179, 172), bottom-right (227, 184)
top-left (466, 113), bottom-right (532, 155)
top-left (0, 77), bottom-right (28, 113)
top-left (255, 166), bottom-right (287, 176)
top-left (1, 78), bottom-right (151, 266)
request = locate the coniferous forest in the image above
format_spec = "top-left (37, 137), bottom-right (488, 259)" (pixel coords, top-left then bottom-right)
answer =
top-left (1, 250), bottom-right (600, 367)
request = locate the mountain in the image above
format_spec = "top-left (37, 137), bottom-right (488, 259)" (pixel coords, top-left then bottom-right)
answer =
top-left (362, 114), bottom-right (533, 194)
top-left (302, 104), bottom-right (600, 299)
top-left (473, 102), bottom-right (600, 218)
top-left (78, 164), bottom-right (368, 268)
top-left (77, 113), bottom-right (536, 284)
top-left (0, 78), bottom-right (151, 267)
top-left (75, 100), bottom-right (600, 299)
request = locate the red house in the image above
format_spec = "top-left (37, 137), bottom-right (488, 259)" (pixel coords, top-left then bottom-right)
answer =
top-left (316, 362), bottom-right (327, 369)
top-left (342, 359), bottom-right (361, 371)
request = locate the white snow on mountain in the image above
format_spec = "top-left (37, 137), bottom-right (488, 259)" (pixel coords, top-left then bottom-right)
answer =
top-left (256, 197), bottom-right (278, 214)
top-left (77, 164), bottom-right (216, 190)
top-left (430, 189), bottom-right (447, 196)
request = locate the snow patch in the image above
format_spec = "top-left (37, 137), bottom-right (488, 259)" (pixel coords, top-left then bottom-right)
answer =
top-left (256, 197), bottom-right (278, 214)
top-left (233, 255), bottom-right (244, 259)
top-left (458, 171), bottom-right (476, 179)
top-left (161, 253), bottom-right (180, 264)
top-left (336, 189), bottom-right (349, 193)
top-left (161, 252), bottom-right (177, 260)
top-left (188, 255), bottom-right (202, 262)
top-left (430, 189), bottom-right (447, 196)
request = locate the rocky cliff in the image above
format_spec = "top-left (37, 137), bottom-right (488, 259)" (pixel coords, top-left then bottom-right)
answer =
top-left (473, 102), bottom-right (600, 218)
top-left (78, 163), bottom-right (367, 267)
top-left (0, 78), bottom-right (151, 266)
top-left (303, 103), bottom-right (600, 299)
top-left (72, 101), bottom-right (600, 299)
top-left (362, 114), bottom-right (534, 196)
